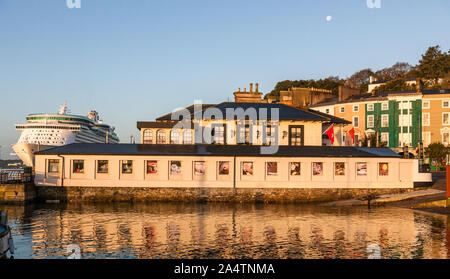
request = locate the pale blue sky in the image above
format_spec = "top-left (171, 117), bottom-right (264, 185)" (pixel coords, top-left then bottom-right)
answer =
top-left (0, 0), bottom-right (449, 159)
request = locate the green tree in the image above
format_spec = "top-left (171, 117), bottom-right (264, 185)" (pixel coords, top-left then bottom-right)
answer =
top-left (346, 68), bottom-right (374, 92)
top-left (424, 143), bottom-right (449, 163)
top-left (416, 45), bottom-right (450, 81)
top-left (264, 77), bottom-right (345, 99)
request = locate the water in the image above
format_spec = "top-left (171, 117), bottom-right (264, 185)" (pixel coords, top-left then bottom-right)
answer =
top-left (1, 202), bottom-right (450, 259)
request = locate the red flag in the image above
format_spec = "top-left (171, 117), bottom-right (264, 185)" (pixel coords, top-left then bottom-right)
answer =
top-left (348, 127), bottom-right (355, 144)
top-left (326, 125), bottom-right (334, 145)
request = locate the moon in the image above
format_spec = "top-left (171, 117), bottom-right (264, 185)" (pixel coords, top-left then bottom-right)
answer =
top-left (326, 16), bottom-right (332, 22)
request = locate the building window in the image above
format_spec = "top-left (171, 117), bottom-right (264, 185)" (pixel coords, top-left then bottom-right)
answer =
top-left (381, 102), bottom-right (389, 111)
top-left (353, 105), bottom-right (359, 112)
top-left (266, 162), bottom-right (278, 176)
top-left (423, 113), bottom-right (430, 126)
top-left (48, 159), bottom-right (59, 173)
top-left (237, 124), bottom-right (252, 144)
top-left (143, 130), bottom-right (153, 144)
top-left (334, 162), bottom-right (345, 176)
top-left (381, 114), bottom-right (389, 127)
top-left (326, 109), bottom-right (330, 114)
top-left (212, 124), bottom-right (225, 144)
top-left (146, 161), bottom-right (157, 174)
top-left (367, 104), bottom-right (374, 111)
top-left (97, 160), bottom-right (109, 173)
top-left (73, 160), bottom-right (84, 173)
top-left (381, 133), bottom-right (389, 146)
top-left (423, 132), bottom-right (431, 146)
top-left (122, 160), bottom-right (133, 174)
top-left (289, 125), bottom-right (304, 146)
top-left (367, 115), bottom-right (374, 128)
top-left (156, 130), bottom-right (166, 144)
top-left (242, 162), bottom-right (254, 176)
top-left (170, 130), bottom-right (179, 144)
top-left (399, 114), bottom-right (412, 127)
top-left (422, 101), bottom-right (430, 109)
top-left (443, 100), bottom-right (450, 108)
top-left (399, 101), bottom-right (412, 110)
top-left (290, 162), bottom-right (301, 176)
top-left (353, 116), bottom-right (359, 128)
top-left (313, 162), bottom-right (323, 176)
top-left (379, 163), bottom-right (389, 176)
top-left (170, 161), bottom-right (182, 175)
top-left (443, 132), bottom-right (450, 145)
top-left (340, 107), bottom-right (345, 113)
top-left (194, 161), bottom-right (206, 175)
top-left (263, 124), bottom-right (276, 145)
top-left (356, 162), bottom-right (367, 176)
top-left (218, 161), bottom-right (230, 175)
top-left (183, 130), bottom-right (192, 144)
top-left (443, 113), bottom-right (450, 125)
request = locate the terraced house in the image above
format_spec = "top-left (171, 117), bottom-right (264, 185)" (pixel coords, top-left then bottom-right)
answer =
top-left (310, 86), bottom-right (450, 152)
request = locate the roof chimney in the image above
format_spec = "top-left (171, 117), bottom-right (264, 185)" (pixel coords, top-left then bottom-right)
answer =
top-left (416, 78), bottom-right (423, 93)
top-left (244, 88), bottom-right (246, 92)
top-left (238, 88), bottom-right (241, 92)
top-left (255, 83), bottom-right (259, 92)
top-left (250, 83), bottom-right (253, 93)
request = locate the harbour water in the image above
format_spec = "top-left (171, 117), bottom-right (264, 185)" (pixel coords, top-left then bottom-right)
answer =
top-left (1, 202), bottom-right (450, 259)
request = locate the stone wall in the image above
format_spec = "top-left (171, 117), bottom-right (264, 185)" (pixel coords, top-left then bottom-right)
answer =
top-left (0, 183), bottom-right (36, 204)
top-left (35, 186), bottom-right (417, 204)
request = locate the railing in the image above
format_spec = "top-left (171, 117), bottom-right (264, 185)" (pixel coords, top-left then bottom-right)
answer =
top-left (0, 168), bottom-right (32, 184)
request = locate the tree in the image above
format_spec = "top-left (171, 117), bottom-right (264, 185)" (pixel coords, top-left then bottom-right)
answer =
top-left (264, 77), bottom-right (345, 99)
top-left (346, 68), bottom-right (374, 92)
top-left (424, 143), bottom-right (449, 164)
top-left (374, 62), bottom-right (412, 81)
top-left (416, 45), bottom-right (450, 81)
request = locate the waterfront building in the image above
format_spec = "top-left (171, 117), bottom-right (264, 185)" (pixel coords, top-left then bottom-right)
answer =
top-left (34, 143), bottom-right (422, 190)
top-left (137, 91), bottom-right (351, 147)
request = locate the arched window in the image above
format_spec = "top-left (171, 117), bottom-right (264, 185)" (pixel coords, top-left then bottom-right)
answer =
top-left (183, 130), bottom-right (192, 144)
top-left (170, 130), bottom-right (179, 144)
top-left (156, 130), bottom-right (166, 144)
top-left (143, 129), bottom-right (153, 144)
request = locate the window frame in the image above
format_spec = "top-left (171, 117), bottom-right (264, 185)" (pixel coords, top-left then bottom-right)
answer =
top-left (48, 159), bottom-right (60, 173)
top-left (422, 101), bottom-right (430, 109)
top-left (121, 160), bottom-right (133, 174)
top-left (97, 160), bottom-right (109, 174)
top-left (352, 105), bottom-right (359, 112)
top-left (72, 160), bottom-right (85, 174)
top-left (367, 115), bottom-right (375, 128)
top-left (381, 102), bottom-right (389, 111)
top-left (381, 114), bottom-right (389, 127)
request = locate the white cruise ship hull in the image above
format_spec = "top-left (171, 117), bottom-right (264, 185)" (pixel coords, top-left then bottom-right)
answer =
top-left (12, 143), bottom-right (56, 167)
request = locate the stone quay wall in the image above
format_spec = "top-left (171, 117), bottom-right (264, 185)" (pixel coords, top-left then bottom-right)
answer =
top-left (0, 183), bottom-right (36, 204)
top-left (35, 186), bottom-right (417, 204)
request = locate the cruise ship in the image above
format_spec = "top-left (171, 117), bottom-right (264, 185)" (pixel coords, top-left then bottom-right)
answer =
top-left (13, 102), bottom-right (119, 167)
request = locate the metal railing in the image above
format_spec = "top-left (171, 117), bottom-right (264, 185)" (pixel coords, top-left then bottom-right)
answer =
top-left (0, 168), bottom-right (32, 184)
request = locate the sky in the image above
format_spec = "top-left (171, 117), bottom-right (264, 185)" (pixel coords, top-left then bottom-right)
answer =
top-left (0, 0), bottom-right (449, 159)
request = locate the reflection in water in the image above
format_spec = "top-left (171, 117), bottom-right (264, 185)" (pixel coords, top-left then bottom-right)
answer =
top-left (1, 203), bottom-right (450, 259)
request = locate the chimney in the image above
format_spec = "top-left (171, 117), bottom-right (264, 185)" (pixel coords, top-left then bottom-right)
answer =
top-left (244, 88), bottom-right (246, 92)
top-left (255, 83), bottom-right (259, 92)
top-left (238, 88), bottom-right (241, 92)
top-left (416, 78), bottom-right (423, 93)
top-left (250, 83), bottom-right (253, 93)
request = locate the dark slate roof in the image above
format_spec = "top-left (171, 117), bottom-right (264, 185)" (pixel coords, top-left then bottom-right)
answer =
top-left (152, 102), bottom-right (331, 123)
top-left (36, 143), bottom-right (401, 158)
top-left (204, 102), bottom-right (328, 121)
top-left (156, 104), bottom-right (216, 121)
top-left (137, 121), bottom-right (181, 129)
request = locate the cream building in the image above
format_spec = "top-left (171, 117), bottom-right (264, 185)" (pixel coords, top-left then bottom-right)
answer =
top-left (137, 102), bottom-right (350, 147)
top-left (34, 144), bottom-right (422, 189)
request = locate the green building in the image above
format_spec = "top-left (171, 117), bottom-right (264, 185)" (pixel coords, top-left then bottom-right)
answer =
top-left (365, 93), bottom-right (422, 149)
